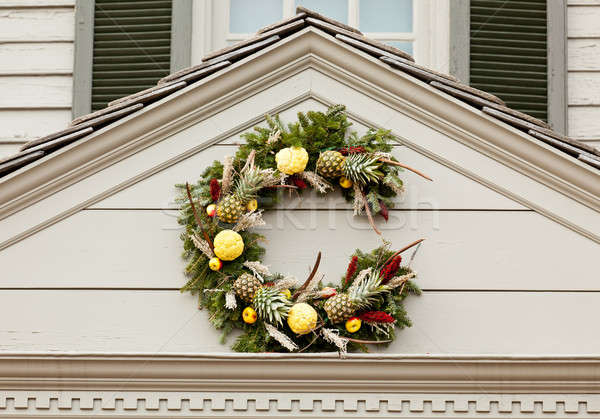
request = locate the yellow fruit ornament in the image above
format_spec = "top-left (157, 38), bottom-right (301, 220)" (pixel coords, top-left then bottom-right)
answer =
top-left (206, 204), bottom-right (217, 217)
top-left (208, 257), bottom-right (222, 271)
top-left (242, 307), bottom-right (257, 324)
top-left (213, 229), bottom-right (244, 261)
top-left (339, 176), bottom-right (353, 189)
top-left (281, 289), bottom-right (292, 299)
top-left (275, 146), bottom-right (309, 175)
top-left (345, 317), bottom-right (362, 333)
top-left (246, 199), bottom-right (258, 212)
top-left (287, 303), bottom-right (318, 334)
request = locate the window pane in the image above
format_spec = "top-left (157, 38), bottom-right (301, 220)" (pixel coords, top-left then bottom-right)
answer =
top-left (230, 0), bottom-right (283, 33)
top-left (385, 41), bottom-right (413, 56)
top-left (360, 0), bottom-right (412, 33)
top-left (295, 0), bottom-right (348, 24)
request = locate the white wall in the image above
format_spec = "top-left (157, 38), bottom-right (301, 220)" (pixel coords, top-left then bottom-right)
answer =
top-left (568, 0), bottom-right (600, 144)
top-left (0, 0), bottom-right (74, 158)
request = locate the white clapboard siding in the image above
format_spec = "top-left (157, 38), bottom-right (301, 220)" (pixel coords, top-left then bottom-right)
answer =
top-left (0, 42), bottom-right (73, 75)
top-left (568, 107), bottom-right (600, 140)
top-left (0, 290), bottom-right (598, 354)
top-left (0, 76), bottom-right (72, 108)
top-left (0, 8), bottom-right (74, 42)
top-left (91, 145), bottom-right (524, 210)
top-left (568, 39), bottom-right (600, 71)
top-left (0, 143), bottom-right (21, 158)
top-left (569, 73), bottom-right (600, 105)
top-left (2, 210), bottom-right (598, 290)
top-left (0, 0), bottom-right (74, 6)
top-left (0, 109), bottom-right (71, 142)
top-left (568, 6), bottom-right (600, 38)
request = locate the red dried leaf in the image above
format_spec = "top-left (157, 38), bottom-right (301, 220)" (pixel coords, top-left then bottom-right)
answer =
top-left (209, 178), bottom-right (221, 201)
top-left (359, 311), bottom-right (396, 324)
top-left (379, 200), bottom-right (389, 222)
top-left (380, 255), bottom-right (402, 284)
top-left (345, 256), bottom-right (358, 285)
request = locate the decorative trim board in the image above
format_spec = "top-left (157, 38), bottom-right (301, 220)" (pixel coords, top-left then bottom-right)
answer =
top-left (1, 354), bottom-right (600, 417)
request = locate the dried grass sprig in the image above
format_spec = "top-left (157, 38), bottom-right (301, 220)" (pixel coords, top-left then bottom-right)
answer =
top-left (221, 155), bottom-right (234, 195)
top-left (386, 271), bottom-right (417, 289)
top-left (272, 276), bottom-right (299, 291)
top-left (321, 328), bottom-right (348, 357)
top-left (225, 291), bottom-right (237, 310)
top-left (243, 260), bottom-right (271, 282)
top-left (299, 171), bottom-right (332, 193)
top-left (264, 322), bottom-right (298, 352)
top-left (267, 129), bottom-right (281, 144)
top-left (190, 233), bottom-right (215, 258)
top-left (233, 210), bottom-right (266, 232)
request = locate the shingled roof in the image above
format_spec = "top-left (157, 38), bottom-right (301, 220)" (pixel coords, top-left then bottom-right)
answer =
top-left (1, 6), bottom-right (599, 178)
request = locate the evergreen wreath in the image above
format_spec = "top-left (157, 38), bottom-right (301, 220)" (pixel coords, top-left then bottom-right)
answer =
top-left (177, 105), bottom-right (431, 353)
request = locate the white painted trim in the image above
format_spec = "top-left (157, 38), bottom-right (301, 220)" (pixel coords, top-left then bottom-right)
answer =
top-left (0, 28), bottom-right (597, 248)
top-left (1, 353), bottom-right (600, 392)
top-left (1, 354), bottom-right (600, 417)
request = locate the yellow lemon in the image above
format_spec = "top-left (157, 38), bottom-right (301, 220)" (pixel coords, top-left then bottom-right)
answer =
top-left (213, 229), bottom-right (244, 261)
top-left (339, 176), bottom-right (353, 189)
top-left (246, 199), bottom-right (258, 212)
top-left (275, 146), bottom-right (309, 175)
top-left (281, 289), bottom-right (292, 299)
top-left (208, 257), bottom-right (222, 271)
top-left (345, 317), bottom-right (361, 333)
top-left (206, 204), bottom-right (217, 217)
top-left (242, 307), bottom-right (257, 324)
top-left (287, 303), bottom-right (318, 334)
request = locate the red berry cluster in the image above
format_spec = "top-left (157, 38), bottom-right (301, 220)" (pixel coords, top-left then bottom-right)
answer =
top-left (380, 255), bottom-right (402, 283)
top-left (209, 178), bottom-right (221, 201)
top-left (359, 311), bottom-right (395, 324)
top-left (345, 256), bottom-right (358, 285)
top-left (339, 146), bottom-right (366, 156)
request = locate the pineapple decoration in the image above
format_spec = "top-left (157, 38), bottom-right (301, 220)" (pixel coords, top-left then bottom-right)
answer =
top-left (253, 286), bottom-right (292, 325)
top-left (234, 273), bottom-right (261, 302)
top-left (316, 150), bottom-right (384, 186)
top-left (217, 166), bottom-right (266, 224)
top-left (324, 270), bottom-right (389, 323)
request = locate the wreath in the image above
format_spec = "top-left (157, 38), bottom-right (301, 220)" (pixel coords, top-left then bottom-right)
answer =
top-left (177, 105), bottom-right (431, 353)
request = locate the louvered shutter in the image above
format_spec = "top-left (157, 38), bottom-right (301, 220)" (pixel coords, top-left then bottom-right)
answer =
top-left (470, 0), bottom-right (548, 121)
top-left (92, 0), bottom-right (173, 111)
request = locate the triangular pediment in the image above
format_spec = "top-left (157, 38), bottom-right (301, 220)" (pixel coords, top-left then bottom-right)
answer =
top-left (0, 27), bottom-right (598, 250)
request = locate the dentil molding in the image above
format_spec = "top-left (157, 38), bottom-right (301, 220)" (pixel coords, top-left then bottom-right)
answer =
top-left (1, 354), bottom-right (600, 417)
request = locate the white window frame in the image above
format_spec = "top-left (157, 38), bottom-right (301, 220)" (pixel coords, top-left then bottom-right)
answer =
top-left (192, 0), bottom-right (450, 72)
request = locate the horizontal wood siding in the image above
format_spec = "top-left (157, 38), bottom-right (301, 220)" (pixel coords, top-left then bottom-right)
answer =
top-left (0, 2), bottom-right (74, 158)
top-left (1, 83), bottom-right (597, 356)
top-left (567, 3), bottom-right (600, 141)
top-left (0, 290), bottom-right (598, 353)
top-left (0, 209), bottom-right (596, 291)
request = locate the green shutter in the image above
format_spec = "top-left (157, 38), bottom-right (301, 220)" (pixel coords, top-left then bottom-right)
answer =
top-left (470, 0), bottom-right (548, 121)
top-left (92, 0), bottom-right (173, 111)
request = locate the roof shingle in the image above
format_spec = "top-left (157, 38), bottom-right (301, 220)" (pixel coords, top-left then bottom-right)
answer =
top-left (0, 6), bottom-right (597, 178)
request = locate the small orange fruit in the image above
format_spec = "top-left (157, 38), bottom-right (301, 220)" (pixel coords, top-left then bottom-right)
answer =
top-left (345, 317), bottom-right (361, 333)
top-left (246, 199), bottom-right (258, 212)
top-left (339, 177), bottom-right (353, 188)
top-left (242, 307), bottom-right (257, 324)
